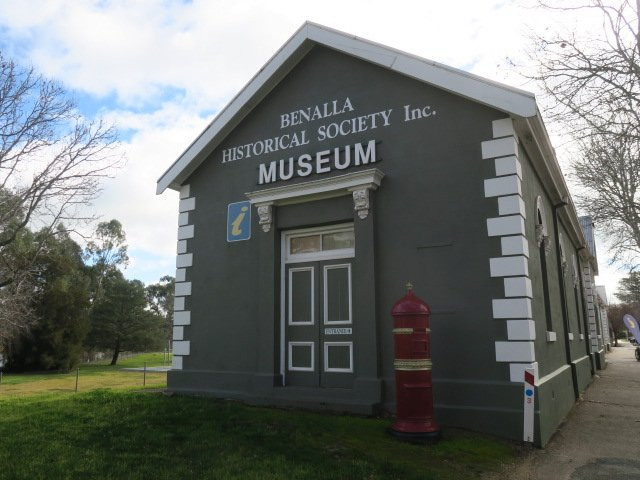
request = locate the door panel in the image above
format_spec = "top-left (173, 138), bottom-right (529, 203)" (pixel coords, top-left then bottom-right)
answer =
top-left (289, 267), bottom-right (314, 325)
top-left (286, 263), bottom-right (319, 387)
top-left (288, 342), bottom-right (314, 371)
top-left (324, 264), bottom-right (352, 324)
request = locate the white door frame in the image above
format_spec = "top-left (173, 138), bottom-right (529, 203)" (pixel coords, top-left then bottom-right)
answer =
top-left (280, 223), bottom-right (355, 384)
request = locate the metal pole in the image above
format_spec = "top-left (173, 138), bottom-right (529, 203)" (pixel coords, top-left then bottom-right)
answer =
top-left (143, 362), bottom-right (146, 387)
top-left (75, 367), bottom-right (79, 392)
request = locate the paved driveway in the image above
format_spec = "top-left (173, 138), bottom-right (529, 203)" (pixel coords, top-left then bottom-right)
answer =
top-left (489, 343), bottom-right (640, 480)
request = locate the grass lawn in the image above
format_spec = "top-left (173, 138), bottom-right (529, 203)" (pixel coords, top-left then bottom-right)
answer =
top-left (0, 352), bottom-right (169, 396)
top-left (0, 390), bottom-right (518, 480)
top-left (0, 353), bottom-right (520, 479)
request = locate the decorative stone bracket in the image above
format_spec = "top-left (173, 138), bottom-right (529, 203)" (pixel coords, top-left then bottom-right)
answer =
top-left (246, 168), bottom-right (385, 233)
top-left (350, 188), bottom-right (369, 219)
top-left (535, 224), bottom-right (551, 255)
top-left (256, 203), bottom-right (273, 233)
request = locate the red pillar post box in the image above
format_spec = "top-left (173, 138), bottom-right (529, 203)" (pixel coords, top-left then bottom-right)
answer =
top-left (390, 283), bottom-right (440, 442)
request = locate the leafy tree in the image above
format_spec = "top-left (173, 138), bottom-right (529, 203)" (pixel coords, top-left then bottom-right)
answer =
top-left (146, 275), bottom-right (174, 348)
top-left (8, 227), bottom-right (90, 371)
top-left (87, 271), bottom-right (163, 365)
top-left (616, 271), bottom-right (640, 304)
top-left (85, 219), bottom-right (129, 300)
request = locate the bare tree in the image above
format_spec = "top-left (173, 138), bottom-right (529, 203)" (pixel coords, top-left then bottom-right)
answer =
top-left (0, 51), bottom-right (121, 343)
top-left (529, 1), bottom-right (640, 265)
top-left (530, 1), bottom-right (640, 139)
top-left (0, 272), bottom-right (34, 344)
top-left (572, 133), bottom-right (640, 264)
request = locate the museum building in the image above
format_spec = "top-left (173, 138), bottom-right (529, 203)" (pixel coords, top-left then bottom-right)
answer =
top-left (156, 23), bottom-right (607, 446)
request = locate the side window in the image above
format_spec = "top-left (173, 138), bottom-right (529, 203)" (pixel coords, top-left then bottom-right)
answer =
top-left (535, 196), bottom-right (553, 332)
top-left (558, 233), bottom-right (567, 276)
top-left (572, 254), bottom-right (583, 335)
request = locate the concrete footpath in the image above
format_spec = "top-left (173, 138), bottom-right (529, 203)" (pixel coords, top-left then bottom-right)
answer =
top-left (489, 343), bottom-right (640, 480)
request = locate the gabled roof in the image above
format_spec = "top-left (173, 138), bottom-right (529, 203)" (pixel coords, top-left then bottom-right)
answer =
top-left (156, 21), bottom-right (537, 194)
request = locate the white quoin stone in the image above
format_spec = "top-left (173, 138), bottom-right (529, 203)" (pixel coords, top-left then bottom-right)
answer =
top-left (501, 235), bottom-right (529, 257)
top-left (489, 256), bottom-right (529, 277)
top-left (178, 225), bottom-right (194, 240)
top-left (173, 340), bottom-right (190, 356)
top-left (173, 297), bottom-right (185, 311)
top-left (179, 197), bottom-right (196, 212)
top-left (487, 215), bottom-right (525, 237)
top-left (507, 320), bottom-right (536, 340)
top-left (173, 311), bottom-right (191, 326)
top-left (498, 195), bottom-right (526, 217)
top-left (175, 268), bottom-right (186, 282)
top-left (495, 156), bottom-right (522, 178)
top-left (481, 137), bottom-right (518, 159)
top-left (504, 276), bottom-right (533, 298)
top-left (172, 355), bottom-right (183, 370)
top-left (173, 326), bottom-right (184, 341)
top-left (484, 175), bottom-right (521, 197)
top-left (176, 253), bottom-right (193, 268)
top-left (492, 118), bottom-right (515, 138)
top-left (492, 298), bottom-right (532, 319)
top-left (174, 282), bottom-right (192, 297)
top-left (495, 341), bottom-right (535, 362)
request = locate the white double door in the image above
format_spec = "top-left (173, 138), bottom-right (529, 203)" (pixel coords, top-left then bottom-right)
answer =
top-left (282, 225), bottom-right (355, 388)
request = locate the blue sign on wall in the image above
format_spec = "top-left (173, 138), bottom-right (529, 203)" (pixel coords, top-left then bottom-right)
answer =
top-left (227, 201), bottom-right (251, 242)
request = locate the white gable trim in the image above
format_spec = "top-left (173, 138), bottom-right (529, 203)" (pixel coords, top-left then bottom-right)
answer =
top-left (156, 22), bottom-right (537, 194)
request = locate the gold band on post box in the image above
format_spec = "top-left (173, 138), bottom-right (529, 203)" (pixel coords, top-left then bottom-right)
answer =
top-left (394, 358), bottom-right (433, 371)
top-left (392, 328), bottom-right (413, 334)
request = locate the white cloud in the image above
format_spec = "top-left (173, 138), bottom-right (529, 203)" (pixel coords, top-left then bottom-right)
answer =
top-left (90, 100), bottom-right (210, 256)
top-left (0, 0), bottom-right (633, 291)
top-left (0, 0), bottom-right (545, 108)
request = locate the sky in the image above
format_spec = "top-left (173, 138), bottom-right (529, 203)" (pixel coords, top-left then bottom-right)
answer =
top-left (0, 0), bottom-right (628, 302)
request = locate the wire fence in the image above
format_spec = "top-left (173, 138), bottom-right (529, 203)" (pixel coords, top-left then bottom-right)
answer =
top-left (0, 351), bottom-right (172, 395)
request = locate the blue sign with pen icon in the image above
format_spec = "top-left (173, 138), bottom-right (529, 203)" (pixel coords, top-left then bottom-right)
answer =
top-left (227, 201), bottom-right (251, 242)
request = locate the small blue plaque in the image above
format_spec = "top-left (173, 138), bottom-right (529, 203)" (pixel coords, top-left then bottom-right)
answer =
top-left (227, 201), bottom-right (251, 242)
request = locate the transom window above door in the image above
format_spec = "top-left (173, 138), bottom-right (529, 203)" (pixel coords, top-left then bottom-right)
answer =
top-left (284, 224), bottom-right (354, 263)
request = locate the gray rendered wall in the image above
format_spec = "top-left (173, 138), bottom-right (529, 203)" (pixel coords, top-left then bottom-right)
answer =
top-left (168, 45), bottom-right (546, 441)
top-left (517, 144), bottom-right (595, 445)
